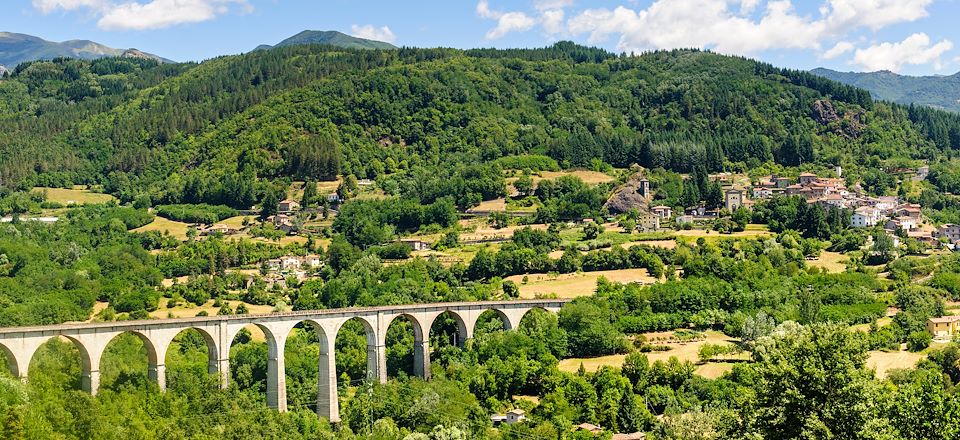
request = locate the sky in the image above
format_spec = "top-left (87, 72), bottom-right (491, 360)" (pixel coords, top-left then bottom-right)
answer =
top-left (3, 0), bottom-right (960, 75)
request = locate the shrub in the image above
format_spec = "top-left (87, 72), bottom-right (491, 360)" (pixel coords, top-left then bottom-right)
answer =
top-left (155, 204), bottom-right (238, 224)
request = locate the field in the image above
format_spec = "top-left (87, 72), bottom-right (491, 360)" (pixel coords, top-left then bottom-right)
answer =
top-left (507, 268), bottom-right (657, 299)
top-left (807, 251), bottom-right (849, 273)
top-left (535, 170), bottom-right (616, 185)
top-left (33, 187), bottom-right (116, 205)
top-left (287, 180), bottom-right (341, 201)
top-left (674, 224), bottom-right (772, 241)
top-left (466, 198), bottom-right (507, 213)
top-left (132, 216), bottom-right (192, 240)
top-left (557, 331), bottom-right (745, 379)
top-left (150, 298), bottom-right (275, 319)
top-left (458, 222), bottom-right (548, 242)
top-left (218, 215), bottom-right (253, 228)
top-left (866, 348), bottom-right (927, 379)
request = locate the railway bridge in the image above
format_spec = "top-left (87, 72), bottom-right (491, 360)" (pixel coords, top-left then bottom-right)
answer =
top-left (0, 299), bottom-right (567, 422)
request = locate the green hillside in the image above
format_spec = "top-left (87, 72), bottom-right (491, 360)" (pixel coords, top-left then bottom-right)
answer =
top-left (1, 43), bottom-right (959, 209)
top-left (813, 67), bottom-right (960, 113)
top-left (255, 30), bottom-right (397, 51)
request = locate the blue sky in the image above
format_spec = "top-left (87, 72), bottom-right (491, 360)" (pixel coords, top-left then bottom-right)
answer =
top-left (3, 0), bottom-right (959, 75)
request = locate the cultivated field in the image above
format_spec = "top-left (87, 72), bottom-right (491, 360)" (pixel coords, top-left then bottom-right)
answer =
top-left (807, 251), bottom-right (849, 273)
top-left (33, 187), bottom-right (116, 205)
top-left (466, 198), bottom-right (507, 213)
top-left (557, 331), bottom-right (745, 379)
top-left (866, 348), bottom-right (927, 379)
top-left (150, 298), bottom-right (275, 319)
top-left (675, 224), bottom-right (772, 241)
top-left (508, 268), bottom-right (657, 299)
top-left (132, 216), bottom-right (192, 240)
top-left (535, 170), bottom-right (616, 185)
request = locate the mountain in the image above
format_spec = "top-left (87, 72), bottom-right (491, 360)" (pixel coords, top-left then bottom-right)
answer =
top-left (255, 30), bottom-right (397, 51)
top-left (812, 67), bottom-right (960, 113)
top-left (0, 32), bottom-right (169, 69)
top-left (1, 43), bottom-right (958, 206)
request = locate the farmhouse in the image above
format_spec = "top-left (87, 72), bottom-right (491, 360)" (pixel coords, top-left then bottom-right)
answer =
top-left (650, 205), bottom-right (672, 219)
top-left (928, 316), bottom-right (960, 340)
top-left (400, 239), bottom-right (431, 251)
top-left (637, 214), bottom-right (660, 231)
top-left (278, 199), bottom-right (300, 213)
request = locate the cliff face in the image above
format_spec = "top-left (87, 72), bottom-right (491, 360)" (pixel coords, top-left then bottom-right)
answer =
top-left (605, 174), bottom-right (651, 214)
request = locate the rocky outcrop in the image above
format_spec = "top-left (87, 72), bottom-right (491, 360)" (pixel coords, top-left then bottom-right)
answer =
top-left (811, 99), bottom-right (865, 139)
top-left (811, 100), bottom-right (840, 125)
top-left (604, 173), bottom-right (652, 214)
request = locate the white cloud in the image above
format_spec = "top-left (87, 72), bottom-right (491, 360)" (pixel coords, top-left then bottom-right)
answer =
top-left (476, 0), bottom-right (499, 19)
top-left (350, 24), bottom-right (397, 44)
top-left (33, 0), bottom-right (249, 30)
top-left (739, 0), bottom-right (761, 15)
top-left (542, 9), bottom-right (565, 35)
top-left (822, 41), bottom-right (854, 59)
top-left (851, 33), bottom-right (953, 72)
top-left (821, 0), bottom-right (932, 32)
top-left (487, 12), bottom-right (537, 39)
top-left (563, 0), bottom-right (937, 57)
top-left (476, 1), bottom-right (537, 39)
top-left (568, 1), bottom-right (823, 55)
top-left (32, 0), bottom-right (107, 13)
top-left (533, 0), bottom-right (573, 11)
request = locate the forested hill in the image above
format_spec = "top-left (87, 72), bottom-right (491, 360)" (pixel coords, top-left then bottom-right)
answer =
top-left (813, 67), bottom-right (960, 113)
top-left (254, 30), bottom-right (397, 51)
top-left (1, 42), bottom-right (960, 208)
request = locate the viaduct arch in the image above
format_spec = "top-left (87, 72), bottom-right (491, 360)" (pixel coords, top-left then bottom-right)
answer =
top-left (0, 299), bottom-right (566, 422)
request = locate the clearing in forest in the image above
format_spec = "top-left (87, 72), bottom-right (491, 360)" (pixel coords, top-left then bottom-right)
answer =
top-left (806, 251), bottom-right (849, 273)
top-left (33, 187), bottom-right (116, 205)
top-left (133, 216), bottom-right (192, 240)
top-left (557, 331), bottom-right (746, 379)
top-left (508, 268), bottom-right (657, 298)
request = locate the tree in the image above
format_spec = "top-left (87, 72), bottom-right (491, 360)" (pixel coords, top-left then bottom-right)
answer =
top-left (583, 222), bottom-right (603, 240)
top-left (891, 368), bottom-right (960, 440)
top-left (259, 191), bottom-right (279, 220)
top-left (514, 172), bottom-right (534, 197)
top-left (301, 180), bottom-right (317, 208)
top-left (749, 323), bottom-right (882, 439)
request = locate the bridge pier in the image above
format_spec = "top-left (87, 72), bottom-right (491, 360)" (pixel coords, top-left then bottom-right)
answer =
top-left (149, 363), bottom-right (166, 391)
top-left (413, 339), bottom-right (430, 380)
top-left (82, 369), bottom-right (100, 396)
top-left (317, 346), bottom-right (339, 422)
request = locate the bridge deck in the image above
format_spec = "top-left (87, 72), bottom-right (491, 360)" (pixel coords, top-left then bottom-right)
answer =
top-left (0, 299), bottom-right (570, 334)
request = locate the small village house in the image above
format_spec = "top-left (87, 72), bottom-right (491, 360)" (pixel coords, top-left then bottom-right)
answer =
top-left (936, 224), bottom-right (960, 243)
top-left (400, 239), bottom-right (431, 251)
top-left (505, 409), bottom-right (526, 424)
top-left (851, 206), bottom-right (880, 228)
top-left (650, 205), bottom-right (672, 219)
top-left (637, 214), bottom-right (660, 231)
top-left (575, 423), bottom-right (603, 434)
top-left (798, 172), bottom-right (818, 185)
top-left (928, 316), bottom-right (960, 340)
top-left (278, 199), bottom-right (300, 214)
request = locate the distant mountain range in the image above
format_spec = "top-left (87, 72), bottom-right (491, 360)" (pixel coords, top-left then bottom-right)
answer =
top-left (254, 30), bottom-right (397, 51)
top-left (812, 67), bottom-right (960, 113)
top-left (0, 32), bottom-right (169, 71)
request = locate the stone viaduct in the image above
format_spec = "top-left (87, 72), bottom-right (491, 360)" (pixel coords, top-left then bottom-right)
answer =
top-left (0, 299), bottom-right (567, 422)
